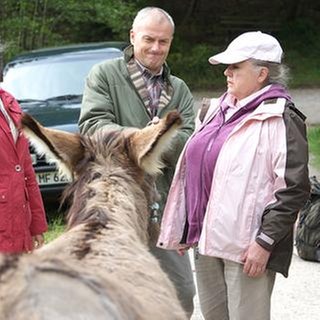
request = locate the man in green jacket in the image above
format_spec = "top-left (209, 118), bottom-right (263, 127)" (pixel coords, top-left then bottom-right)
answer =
top-left (79, 6), bottom-right (196, 317)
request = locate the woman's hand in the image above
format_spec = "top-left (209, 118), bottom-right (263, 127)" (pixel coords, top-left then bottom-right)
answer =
top-left (176, 244), bottom-right (192, 256)
top-left (32, 234), bottom-right (45, 250)
top-left (241, 241), bottom-right (271, 277)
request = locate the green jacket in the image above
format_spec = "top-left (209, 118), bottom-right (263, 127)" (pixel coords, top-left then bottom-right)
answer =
top-left (79, 48), bottom-right (195, 213)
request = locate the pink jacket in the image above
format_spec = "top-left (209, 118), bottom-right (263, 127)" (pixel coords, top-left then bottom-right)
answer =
top-left (0, 89), bottom-right (48, 253)
top-left (157, 97), bottom-right (309, 275)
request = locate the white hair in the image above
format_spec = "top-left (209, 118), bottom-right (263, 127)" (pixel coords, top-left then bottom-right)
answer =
top-left (132, 7), bottom-right (175, 33)
top-left (250, 58), bottom-right (290, 88)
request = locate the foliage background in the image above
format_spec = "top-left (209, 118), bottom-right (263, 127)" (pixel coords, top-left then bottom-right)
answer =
top-left (1, 0), bottom-right (320, 90)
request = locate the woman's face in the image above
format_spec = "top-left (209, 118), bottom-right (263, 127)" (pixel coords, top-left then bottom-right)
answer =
top-left (223, 60), bottom-right (268, 100)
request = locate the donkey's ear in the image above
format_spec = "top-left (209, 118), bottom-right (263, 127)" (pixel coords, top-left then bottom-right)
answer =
top-left (128, 111), bottom-right (182, 175)
top-left (21, 113), bottom-right (84, 180)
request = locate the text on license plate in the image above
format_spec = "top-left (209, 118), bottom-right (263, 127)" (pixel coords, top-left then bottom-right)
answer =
top-left (36, 171), bottom-right (72, 186)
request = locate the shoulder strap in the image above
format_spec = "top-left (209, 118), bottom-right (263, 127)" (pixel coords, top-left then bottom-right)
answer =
top-left (287, 102), bottom-right (306, 121)
top-left (198, 97), bottom-right (211, 123)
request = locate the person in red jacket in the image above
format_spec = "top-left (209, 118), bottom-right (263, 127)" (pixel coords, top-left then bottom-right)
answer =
top-left (0, 88), bottom-right (48, 253)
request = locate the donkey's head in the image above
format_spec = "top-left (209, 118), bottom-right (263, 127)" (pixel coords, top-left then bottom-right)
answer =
top-left (21, 112), bottom-right (182, 242)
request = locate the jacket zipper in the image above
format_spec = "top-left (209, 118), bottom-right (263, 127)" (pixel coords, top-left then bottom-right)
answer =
top-left (197, 107), bottom-right (227, 236)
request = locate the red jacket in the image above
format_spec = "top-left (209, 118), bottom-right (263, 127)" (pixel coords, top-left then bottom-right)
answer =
top-left (0, 89), bottom-right (48, 253)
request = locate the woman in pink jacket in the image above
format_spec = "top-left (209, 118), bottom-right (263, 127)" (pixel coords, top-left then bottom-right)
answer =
top-left (0, 88), bottom-right (48, 253)
top-left (158, 32), bottom-right (310, 319)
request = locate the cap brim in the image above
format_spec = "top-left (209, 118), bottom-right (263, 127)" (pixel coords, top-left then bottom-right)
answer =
top-left (208, 51), bottom-right (248, 65)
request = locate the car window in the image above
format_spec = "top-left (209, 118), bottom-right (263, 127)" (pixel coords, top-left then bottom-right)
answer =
top-left (2, 49), bottom-right (122, 101)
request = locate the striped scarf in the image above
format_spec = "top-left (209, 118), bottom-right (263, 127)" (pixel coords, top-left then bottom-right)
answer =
top-left (127, 54), bottom-right (173, 119)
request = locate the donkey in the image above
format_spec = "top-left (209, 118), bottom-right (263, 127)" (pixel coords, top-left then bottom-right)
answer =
top-left (0, 111), bottom-right (187, 320)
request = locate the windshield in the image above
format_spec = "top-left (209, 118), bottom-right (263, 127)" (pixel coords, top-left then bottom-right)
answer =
top-left (2, 50), bottom-right (122, 101)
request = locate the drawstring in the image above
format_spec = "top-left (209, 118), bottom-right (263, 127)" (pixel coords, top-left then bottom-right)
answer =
top-left (150, 202), bottom-right (160, 223)
top-left (149, 182), bottom-right (161, 223)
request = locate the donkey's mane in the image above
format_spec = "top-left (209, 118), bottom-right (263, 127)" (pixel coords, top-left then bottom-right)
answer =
top-left (62, 129), bottom-right (154, 232)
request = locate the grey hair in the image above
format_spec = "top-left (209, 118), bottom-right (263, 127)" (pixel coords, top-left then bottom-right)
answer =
top-left (250, 58), bottom-right (290, 88)
top-left (132, 7), bottom-right (175, 33)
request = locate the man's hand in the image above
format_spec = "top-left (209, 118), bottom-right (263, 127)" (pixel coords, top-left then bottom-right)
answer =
top-left (241, 241), bottom-right (271, 277)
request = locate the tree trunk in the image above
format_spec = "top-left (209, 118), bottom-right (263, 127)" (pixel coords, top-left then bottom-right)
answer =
top-left (39, 0), bottom-right (48, 47)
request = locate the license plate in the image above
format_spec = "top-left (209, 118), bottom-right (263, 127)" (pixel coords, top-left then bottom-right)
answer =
top-left (36, 171), bottom-right (72, 186)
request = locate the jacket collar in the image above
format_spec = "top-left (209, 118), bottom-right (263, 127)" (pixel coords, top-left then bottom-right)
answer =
top-left (124, 45), bottom-right (173, 117)
top-left (123, 45), bottom-right (171, 80)
top-left (0, 89), bottom-right (22, 124)
top-left (203, 96), bottom-right (286, 130)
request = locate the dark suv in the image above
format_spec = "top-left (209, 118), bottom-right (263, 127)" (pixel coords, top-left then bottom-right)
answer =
top-left (1, 42), bottom-right (126, 202)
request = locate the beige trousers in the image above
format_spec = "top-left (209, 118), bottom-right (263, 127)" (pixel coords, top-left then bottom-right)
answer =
top-left (194, 253), bottom-right (276, 320)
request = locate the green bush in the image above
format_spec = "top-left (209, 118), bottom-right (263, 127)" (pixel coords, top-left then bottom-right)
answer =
top-left (308, 126), bottom-right (320, 169)
top-left (168, 43), bottom-right (226, 90)
top-left (167, 39), bottom-right (320, 90)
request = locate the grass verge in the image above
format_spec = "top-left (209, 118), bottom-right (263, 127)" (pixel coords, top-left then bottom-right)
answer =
top-left (45, 214), bottom-right (65, 243)
top-left (308, 126), bottom-right (320, 169)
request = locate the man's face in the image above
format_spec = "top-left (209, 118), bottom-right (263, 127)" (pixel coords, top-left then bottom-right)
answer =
top-left (130, 17), bottom-right (173, 74)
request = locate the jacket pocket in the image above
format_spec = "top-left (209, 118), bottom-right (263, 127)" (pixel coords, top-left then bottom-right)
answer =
top-left (0, 190), bottom-right (8, 203)
top-left (0, 174), bottom-right (9, 230)
top-left (0, 174), bottom-right (9, 202)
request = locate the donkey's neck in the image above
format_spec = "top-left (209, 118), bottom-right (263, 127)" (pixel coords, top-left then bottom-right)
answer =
top-left (67, 175), bottom-right (151, 245)
top-left (39, 179), bottom-right (150, 260)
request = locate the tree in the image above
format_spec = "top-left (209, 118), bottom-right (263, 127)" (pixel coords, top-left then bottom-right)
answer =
top-left (0, 0), bottom-right (144, 62)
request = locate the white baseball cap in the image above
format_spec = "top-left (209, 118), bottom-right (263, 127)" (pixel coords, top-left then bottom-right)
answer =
top-left (209, 31), bottom-right (283, 65)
